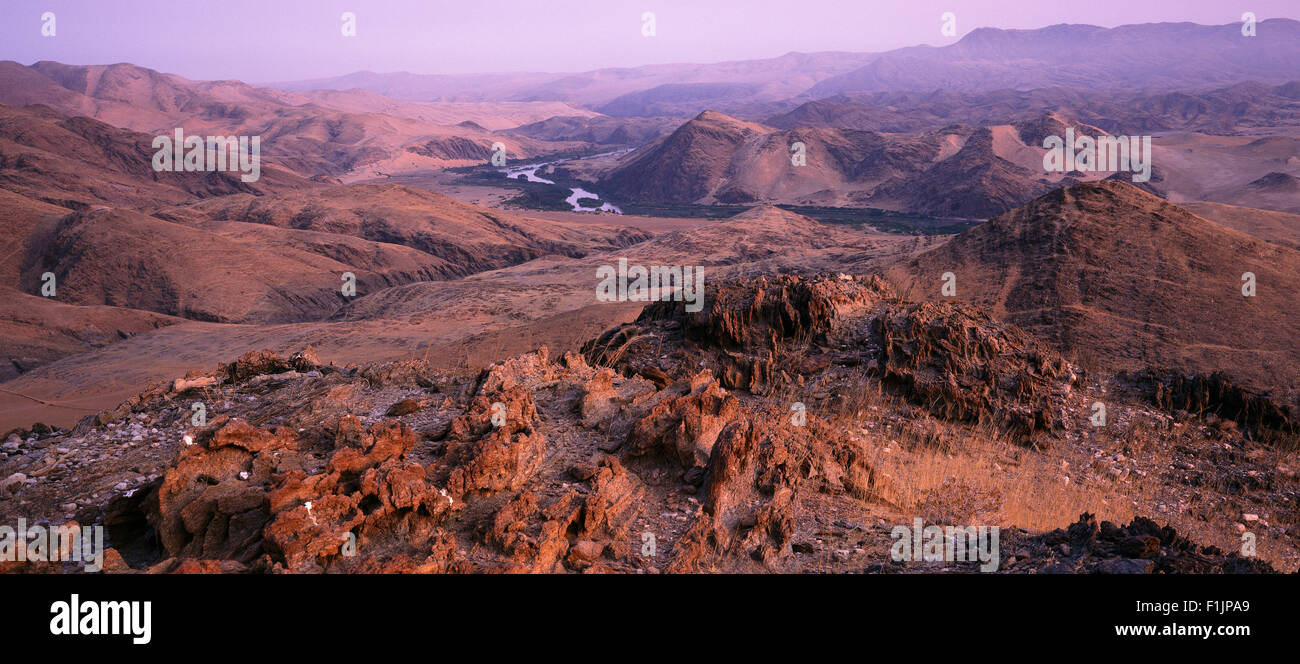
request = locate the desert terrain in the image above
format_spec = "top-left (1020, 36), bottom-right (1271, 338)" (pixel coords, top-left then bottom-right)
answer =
top-left (1, 18), bottom-right (1298, 576)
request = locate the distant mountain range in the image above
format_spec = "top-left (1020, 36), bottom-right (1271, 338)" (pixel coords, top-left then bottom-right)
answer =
top-left (3, 49), bottom-right (1296, 222)
top-left (808, 19), bottom-right (1300, 97)
top-left (269, 51), bottom-right (878, 108)
top-left (594, 109), bottom-right (1066, 216)
top-left (0, 60), bottom-right (591, 181)
top-left (269, 19), bottom-right (1300, 116)
top-left (767, 81), bottom-right (1300, 135)
top-left (589, 104), bottom-right (1299, 218)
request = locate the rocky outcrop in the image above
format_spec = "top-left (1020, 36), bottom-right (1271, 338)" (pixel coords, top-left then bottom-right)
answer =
top-left (22, 280), bottom-right (1288, 576)
top-left (873, 302), bottom-right (1071, 442)
top-left (659, 273), bottom-right (894, 350)
top-left (666, 410), bottom-right (880, 572)
top-left (82, 333), bottom-right (891, 575)
top-left (135, 349), bottom-right (553, 573)
top-left (626, 371), bottom-right (741, 468)
top-left (585, 273), bottom-right (895, 395)
top-left (151, 419), bottom-right (296, 562)
top-left (220, 347), bottom-right (322, 382)
top-left (1004, 513), bottom-right (1279, 574)
top-left (586, 273), bottom-right (1073, 445)
top-left (481, 456), bottom-right (645, 573)
top-left (1131, 370), bottom-right (1300, 446)
top-left (667, 419), bottom-right (794, 571)
top-left (438, 385), bottom-right (545, 499)
top-left (145, 414), bottom-right (459, 572)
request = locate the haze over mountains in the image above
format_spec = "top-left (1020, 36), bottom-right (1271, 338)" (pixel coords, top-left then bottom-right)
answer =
top-left (271, 19), bottom-right (1300, 110)
top-left (807, 20), bottom-right (1300, 97)
top-left (767, 82), bottom-right (1300, 135)
top-left (279, 21), bottom-right (1300, 218)
top-left (0, 60), bottom-right (591, 183)
top-left (2, 15), bottom-right (1300, 577)
top-left (5, 18), bottom-right (1297, 218)
top-left (271, 50), bottom-right (880, 110)
top-left (0, 17), bottom-right (1294, 389)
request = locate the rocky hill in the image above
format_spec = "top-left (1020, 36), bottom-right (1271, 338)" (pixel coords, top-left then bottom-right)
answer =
top-left (888, 181), bottom-right (1300, 402)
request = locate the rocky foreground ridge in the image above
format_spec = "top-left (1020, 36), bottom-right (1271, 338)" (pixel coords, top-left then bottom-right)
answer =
top-left (1, 274), bottom-right (1295, 573)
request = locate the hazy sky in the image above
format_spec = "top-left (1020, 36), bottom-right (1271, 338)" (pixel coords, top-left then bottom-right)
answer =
top-left (4, 0), bottom-right (1298, 82)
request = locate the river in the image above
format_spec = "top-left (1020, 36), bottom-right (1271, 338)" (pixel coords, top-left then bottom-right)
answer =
top-left (501, 149), bottom-right (631, 214)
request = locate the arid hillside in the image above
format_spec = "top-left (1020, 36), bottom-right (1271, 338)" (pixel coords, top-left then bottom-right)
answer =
top-left (2, 18), bottom-right (1299, 579)
top-left (0, 204), bottom-right (926, 434)
top-left (0, 61), bottom-right (591, 180)
top-left (0, 103), bottom-right (316, 210)
top-left (888, 181), bottom-right (1300, 401)
top-left (597, 110), bottom-right (1122, 215)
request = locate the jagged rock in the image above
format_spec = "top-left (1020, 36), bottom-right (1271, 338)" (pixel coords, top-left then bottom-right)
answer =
top-left (440, 387), bottom-right (545, 499)
top-left (572, 457), bottom-right (643, 544)
top-left (873, 301), bottom-right (1070, 443)
top-left (219, 348), bottom-right (320, 383)
top-left (665, 273), bottom-right (894, 350)
top-left (334, 415), bottom-right (365, 449)
top-left (478, 347), bottom-right (553, 393)
top-left (263, 494), bottom-right (364, 570)
top-left (144, 411), bottom-right (461, 572)
top-left (151, 418), bottom-right (293, 559)
top-left (290, 346), bottom-right (322, 369)
top-left (669, 419), bottom-right (792, 571)
top-left (41, 294), bottom-right (1283, 578)
top-left (577, 368), bottom-right (656, 430)
top-left (485, 491), bottom-right (540, 556)
top-left (626, 371), bottom-right (741, 467)
top-left (1133, 370), bottom-right (1299, 446)
top-left (585, 273), bottom-right (1072, 444)
top-left (479, 456), bottom-right (642, 573)
top-left (586, 273), bottom-right (894, 394)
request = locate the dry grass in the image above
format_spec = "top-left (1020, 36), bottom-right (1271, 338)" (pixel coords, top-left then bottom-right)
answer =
top-left (600, 333), bottom-right (656, 367)
top-left (839, 403), bottom-right (1298, 570)
top-left (861, 431), bottom-right (1137, 531)
top-left (765, 372), bottom-right (1137, 531)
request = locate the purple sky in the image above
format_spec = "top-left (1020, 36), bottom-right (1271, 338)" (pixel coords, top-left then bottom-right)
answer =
top-left (4, 0), bottom-right (1298, 82)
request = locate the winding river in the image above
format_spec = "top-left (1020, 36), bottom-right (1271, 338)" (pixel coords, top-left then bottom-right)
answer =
top-left (501, 149), bottom-right (631, 214)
